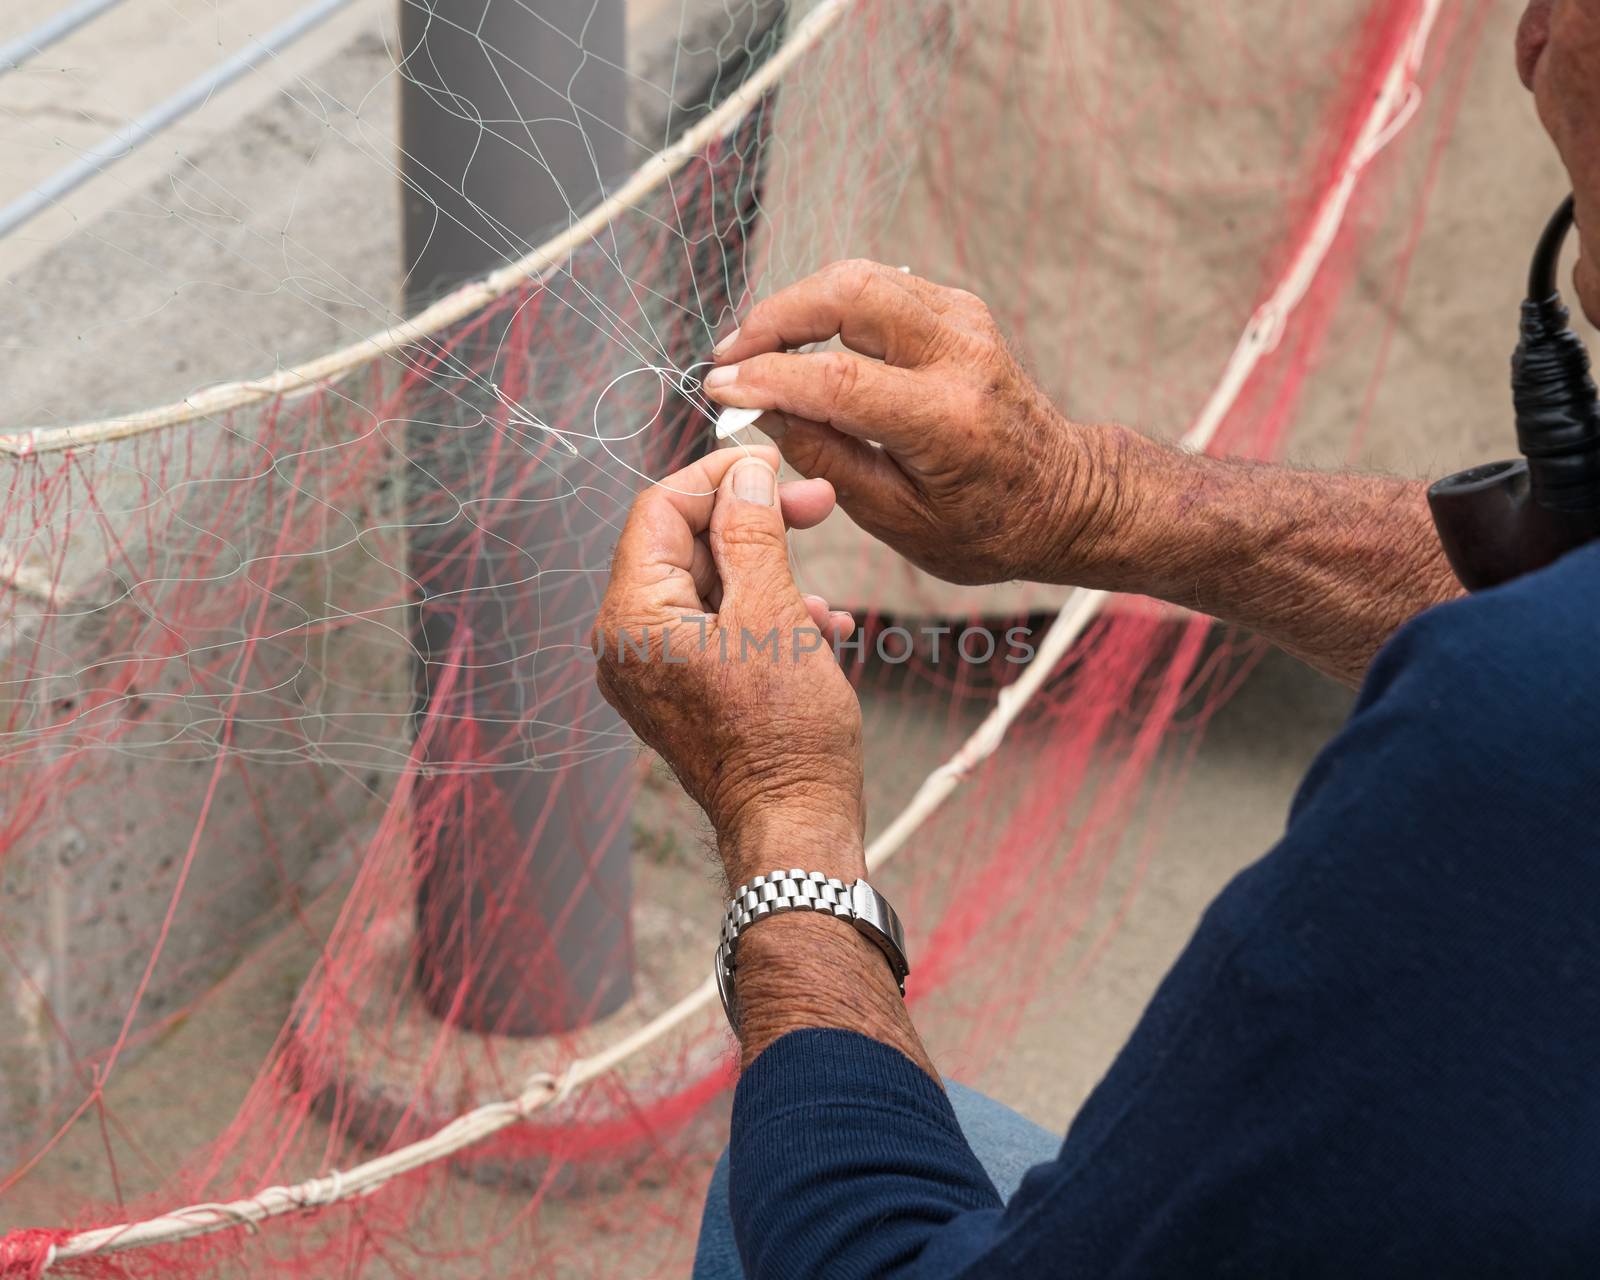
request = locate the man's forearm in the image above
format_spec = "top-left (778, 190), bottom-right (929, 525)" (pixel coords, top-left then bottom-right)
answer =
top-left (1067, 428), bottom-right (1464, 687)
top-left (719, 811), bottom-right (937, 1080)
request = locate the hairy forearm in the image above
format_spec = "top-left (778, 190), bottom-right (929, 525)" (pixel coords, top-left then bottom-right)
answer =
top-left (734, 916), bottom-right (934, 1076)
top-left (719, 812), bottom-right (937, 1080)
top-left (1066, 428), bottom-right (1464, 687)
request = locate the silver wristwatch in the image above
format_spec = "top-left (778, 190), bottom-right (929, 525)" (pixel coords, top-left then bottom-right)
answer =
top-left (715, 869), bottom-right (910, 1030)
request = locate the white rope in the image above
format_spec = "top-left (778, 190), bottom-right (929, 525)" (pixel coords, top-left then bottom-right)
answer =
top-left (37, 0), bottom-right (1442, 1266)
top-left (0, 0), bottom-right (855, 459)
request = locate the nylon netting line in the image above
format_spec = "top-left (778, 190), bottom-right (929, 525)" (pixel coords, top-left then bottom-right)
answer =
top-left (0, 0), bottom-right (1482, 1275)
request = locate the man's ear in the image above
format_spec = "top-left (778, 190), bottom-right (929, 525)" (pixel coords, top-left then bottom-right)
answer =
top-left (1573, 244), bottom-right (1600, 329)
top-left (1517, 0), bottom-right (1554, 90)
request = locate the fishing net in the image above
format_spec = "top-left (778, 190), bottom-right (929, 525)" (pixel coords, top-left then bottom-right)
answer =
top-left (0, 0), bottom-right (1484, 1274)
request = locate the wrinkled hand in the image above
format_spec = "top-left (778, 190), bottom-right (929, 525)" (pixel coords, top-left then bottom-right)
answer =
top-left (592, 446), bottom-right (866, 883)
top-left (703, 260), bottom-right (1118, 586)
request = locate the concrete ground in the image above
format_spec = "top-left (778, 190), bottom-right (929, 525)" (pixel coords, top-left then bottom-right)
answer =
top-left (0, 0), bottom-right (387, 285)
top-left (0, 0), bottom-right (396, 428)
top-left (0, 0), bottom-right (1577, 1270)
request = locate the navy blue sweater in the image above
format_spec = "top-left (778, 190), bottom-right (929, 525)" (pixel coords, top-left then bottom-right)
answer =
top-left (729, 544), bottom-right (1600, 1277)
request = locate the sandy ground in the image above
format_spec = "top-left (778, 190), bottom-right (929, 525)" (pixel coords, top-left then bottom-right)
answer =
top-left (0, 0), bottom-right (1583, 1267)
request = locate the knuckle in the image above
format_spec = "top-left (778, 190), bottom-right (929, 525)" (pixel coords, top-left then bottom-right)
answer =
top-left (830, 257), bottom-right (878, 280)
top-left (717, 517), bottom-right (788, 556)
top-left (745, 351), bottom-right (784, 389)
top-left (948, 287), bottom-right (987, 315)
top-left (829, 258), bottom-right (881, 305)
top-left (917, 310), bottom-right (964, 363)
top-left (817, 258), bottom-right (855, 288)
top-left (970, 341), bottom-right (1014, 390)
top-left (738, 301), bottom-right (770, 339)
top-left (819, 352), bottom-right (860, 405)
top-left (935, 284), bottom-right (991, 325)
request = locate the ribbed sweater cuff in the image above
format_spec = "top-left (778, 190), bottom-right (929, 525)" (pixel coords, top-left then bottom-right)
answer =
top-left (731, 1027), bottom-right (959, 1139)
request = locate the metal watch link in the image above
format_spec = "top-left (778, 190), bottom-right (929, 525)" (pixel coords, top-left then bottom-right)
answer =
top-left (714, 869), bottom-right (909, 1030)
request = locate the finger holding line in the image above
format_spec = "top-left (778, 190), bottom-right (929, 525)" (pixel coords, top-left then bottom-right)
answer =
top-left (711, 260), bottom-right (942, 369)
top-left (687, 475), bottom-right (837, 606)
top-left (609, 448), bottom-right (832, 607)
top-left (705, 350), bottom-right (951, 453)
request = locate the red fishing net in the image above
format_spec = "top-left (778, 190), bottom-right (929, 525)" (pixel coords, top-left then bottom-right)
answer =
top-left (0, 0), bottom-right (1484, 1273)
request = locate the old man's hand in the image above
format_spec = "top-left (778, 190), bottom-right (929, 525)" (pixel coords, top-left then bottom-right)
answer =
top-left (703, 259), bottom-right (1125, 587)
top-left (593, 446), bottom-right (867, 886)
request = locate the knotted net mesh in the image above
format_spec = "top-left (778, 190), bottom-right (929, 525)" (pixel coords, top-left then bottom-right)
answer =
top-left (0, 0), bottom-right (1484, 1274)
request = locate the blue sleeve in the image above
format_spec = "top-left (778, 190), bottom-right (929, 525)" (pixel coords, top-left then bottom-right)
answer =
top-left (729, 1029), bottom-right (1005, 1279)
top-left (729, 545), bottom-right (1600, 1279)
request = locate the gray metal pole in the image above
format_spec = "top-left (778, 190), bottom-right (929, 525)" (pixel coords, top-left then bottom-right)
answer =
top-left (399, 0), bottom-right (635, 1036)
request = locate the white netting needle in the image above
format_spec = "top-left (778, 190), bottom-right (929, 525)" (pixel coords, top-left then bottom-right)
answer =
top-left (714, 406), bottom-right (764, 440)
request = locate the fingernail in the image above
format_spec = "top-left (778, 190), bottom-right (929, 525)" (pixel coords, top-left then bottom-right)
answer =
top-left (731, 458), bottom-right (777, 506)
top-left (713, 326), bottom-right (741, 356)
top-left (704, 365), bottom-right (737, 391)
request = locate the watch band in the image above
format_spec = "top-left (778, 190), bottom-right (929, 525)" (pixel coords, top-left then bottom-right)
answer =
top-left (714, 869), bottom-right (909, 1030)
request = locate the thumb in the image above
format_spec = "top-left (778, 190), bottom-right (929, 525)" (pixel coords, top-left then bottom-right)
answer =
top-left (711, 457), bottom-right (807, 624)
